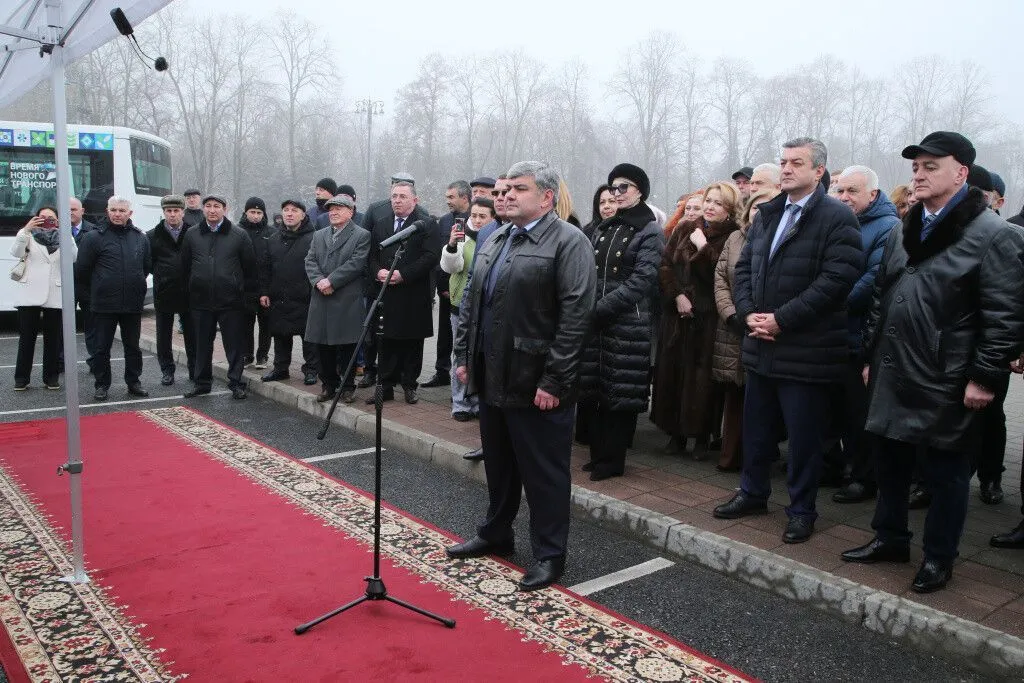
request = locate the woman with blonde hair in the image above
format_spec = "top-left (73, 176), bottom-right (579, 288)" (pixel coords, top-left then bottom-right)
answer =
top-left (890, 184), bottom-right (912, 219)
top-left (556, 178), bottom-right (581, 227)
top-left (651, 182), bottom-right (740, 456)
top-left (712, 188), bottom-right (780, 470)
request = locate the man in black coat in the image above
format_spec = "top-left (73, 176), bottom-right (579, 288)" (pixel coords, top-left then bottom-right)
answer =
top-left (716, 137), bottom-right (862, 545)
top-left (363, 180), bottom-right (439, 404)
top-left (259, 200), bottom-right (319, 385)
top-left (182, 189), bottom-right (204, 227)
top-left (843, 132), bottom-right (1024, 592)
top-left (180, 195), bottom-right (258, 400)
top-left (68, 197), bottom-right (96, 372)
top-left (146, 195), bottom-right (195, 386)
top-left (76, 197), bottom-right (153, 401)
top-left (447, 161), bottom-right (596, 591)
top-left (238, 197), bottom-right (273, 369)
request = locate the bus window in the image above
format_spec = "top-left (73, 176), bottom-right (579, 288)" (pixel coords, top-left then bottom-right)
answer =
top-left (130, 137), bottom-right (171, 196)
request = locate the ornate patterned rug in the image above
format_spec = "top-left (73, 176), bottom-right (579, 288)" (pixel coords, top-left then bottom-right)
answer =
top-left (0, 408), bottom-right (752, 682)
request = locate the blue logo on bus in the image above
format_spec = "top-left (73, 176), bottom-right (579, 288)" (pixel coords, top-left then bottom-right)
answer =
top-left (93, 134), bottom-right (113, 150)
top-left (0, 129), bottom-right (12, 146)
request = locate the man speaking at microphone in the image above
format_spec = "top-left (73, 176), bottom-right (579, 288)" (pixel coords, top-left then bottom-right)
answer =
top-left (364, 180), bottom-right (440, 404)
top-left (448, 161), bottom-right (596, 590)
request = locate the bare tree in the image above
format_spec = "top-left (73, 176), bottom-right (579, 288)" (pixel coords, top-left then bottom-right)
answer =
top-left (485, 51), bottom-right (546, 168)
top-left (708, 56), bottom-right (756, 172)
top-left (393, 53), bottom-right (452, 183)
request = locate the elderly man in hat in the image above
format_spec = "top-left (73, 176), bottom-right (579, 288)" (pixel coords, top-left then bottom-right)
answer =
top-left (260, 199), bottom-right (319, 386)
top-left (307, 178), bottom-right (338, 229)
top-left (183, 189), bottom-right (204, 227)
top-left (470, 176), bottom-right (496, 200)
top-left (732, 166), bottom-right (754, 201)
top-left (335, 184), bottom-right (365, 226)
top-left (305, 195), bottom-right (372, 403)
top-left (181, 194), bottom-right (259, 400)
top-left (146, 195), bottom-right (195, 386)
top-left (841, 132), bottom-right (1024, 593)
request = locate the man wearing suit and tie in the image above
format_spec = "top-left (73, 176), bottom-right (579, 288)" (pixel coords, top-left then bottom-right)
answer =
top-left (363, 180), bottom-right (440, 405)
top-left (448, 160), bottom-right (596, 591)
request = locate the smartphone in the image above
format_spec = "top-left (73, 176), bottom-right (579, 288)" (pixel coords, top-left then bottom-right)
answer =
top-left (454, 218), bottom-right (465, 243)
top-left (42, 217), bottom-right (58, 229)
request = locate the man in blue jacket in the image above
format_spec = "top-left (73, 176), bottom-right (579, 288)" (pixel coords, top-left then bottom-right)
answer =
top-left (830, 166), bottom-right (901, 504)
top-left (715, 138), bottom-right (862, 544)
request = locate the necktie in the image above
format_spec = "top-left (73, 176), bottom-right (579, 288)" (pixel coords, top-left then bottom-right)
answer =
top-left (485, 227), bottom-right (525, 303)
top-left (920, 214), bottom-right (935, 241)
top-left (770, 205), bottom-right (801, 257)
top-left (395, 217), bottom-right (405, 233)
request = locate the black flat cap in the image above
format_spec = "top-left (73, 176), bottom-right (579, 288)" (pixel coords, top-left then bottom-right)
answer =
top-left (731, 167), bottom-right (754, 181)
top-left (902, 131), bottom-right (976, 168)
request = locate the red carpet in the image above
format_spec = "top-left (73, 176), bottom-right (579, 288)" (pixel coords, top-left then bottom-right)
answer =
top-left (0, 408), bottom-right (752, 682)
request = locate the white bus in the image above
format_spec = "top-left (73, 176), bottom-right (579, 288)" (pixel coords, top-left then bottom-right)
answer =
top-left (0, 122), bottom-right (172, 311)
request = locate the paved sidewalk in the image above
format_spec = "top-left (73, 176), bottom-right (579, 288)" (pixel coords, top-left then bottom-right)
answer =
top-left (141, 309), bottom-right (1024, 669)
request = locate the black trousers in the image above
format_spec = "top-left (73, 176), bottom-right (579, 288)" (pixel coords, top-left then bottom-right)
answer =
top-left (580, 402), bottom-right (638, 477)
top-left (15, 306), bottom-right (62, 385)
top-left (193, 309), bottom-right (247, 390)
top-left (433, 295), bottom-right (452, 375)
top-left (972, 372), bottom-right (1010, 483)
top-left (78, 301), bottom-right (98, 370)
top-left (155, 308), bottom-right (196, 379)
top-left (317, 343), bottom-right (358, 391)
top-left (272, 335), bottom-right (319, 374)
top-left (478, 400), bottom-right (575, 560)
top-left (92, 312), bottom-right (142, 389)
top-left (379, 337), bottom-right (423, 390)
top-left (872, 437), bottom-right (971, 563)
top-left (835, 357), bottom-right (873, 485)
top-left (362, 297), bottom-right (377, 374)
top-left (244, 308), bottom-right (271, 362)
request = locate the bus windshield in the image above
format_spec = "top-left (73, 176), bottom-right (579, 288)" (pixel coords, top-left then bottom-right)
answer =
top-left (130, 136), bottom-right (171, 196)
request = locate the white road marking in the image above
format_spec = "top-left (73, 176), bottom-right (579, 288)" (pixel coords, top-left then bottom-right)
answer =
top-left (0, 358), bottom-right (129, 369)
top-left (0, 391), bottom-right (231, 416)
top-left (301, 447), bottom-right (381, 463)
top-left (567, 558), bottom-right (676, 596)
top-left (0, 333), bottom-right (84, 340)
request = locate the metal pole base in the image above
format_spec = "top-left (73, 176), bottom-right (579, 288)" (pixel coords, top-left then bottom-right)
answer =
top-left (59, 572), bottom-right (89, 585)
top-left (294, 575), bottom-right (456, 634)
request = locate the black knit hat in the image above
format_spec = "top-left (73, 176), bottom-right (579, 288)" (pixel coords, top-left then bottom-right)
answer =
top-left (316, 178), bottom-right (338, 195)
top-left (337, 184), bottom-right (357, 200)
top-left (281, 199), bottom-right (307, 213)
top-left (608, 163), bottom-right (650, 200)
top-left (967, 164), bottom-right (994, 192)
top-left (244, 196), bottom-right (266, 213)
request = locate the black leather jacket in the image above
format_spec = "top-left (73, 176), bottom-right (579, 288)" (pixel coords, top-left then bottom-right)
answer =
top-left (454, 211), bottom-right (596, 408)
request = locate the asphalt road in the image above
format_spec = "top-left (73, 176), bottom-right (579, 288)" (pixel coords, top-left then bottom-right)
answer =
top-left (0, 314), bottom-right (988, 681)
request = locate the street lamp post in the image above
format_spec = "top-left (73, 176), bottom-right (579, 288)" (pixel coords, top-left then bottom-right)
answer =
top-left (355, 98), bottom-right (384, 200)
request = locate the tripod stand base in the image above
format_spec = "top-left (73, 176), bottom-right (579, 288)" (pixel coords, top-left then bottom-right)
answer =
top-left (294, 576), bottom-right (456, 634)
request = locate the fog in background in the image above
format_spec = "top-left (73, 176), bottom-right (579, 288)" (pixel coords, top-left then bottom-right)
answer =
top-left (3, 0), bottom-right (1023, 218)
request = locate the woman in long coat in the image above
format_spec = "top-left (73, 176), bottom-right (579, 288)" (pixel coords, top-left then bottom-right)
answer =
top-left (305, 196), bottom-right (371, 402)
top-left (651, 182), bottom-right (740, 456)
top-left (577, 163), bottom-right (665, 480)
top-left (712, 188), bottom-right (779, 470)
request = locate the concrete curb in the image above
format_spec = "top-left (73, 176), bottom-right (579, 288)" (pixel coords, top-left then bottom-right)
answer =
top-left (140, 334), bottom-right (1024, 679)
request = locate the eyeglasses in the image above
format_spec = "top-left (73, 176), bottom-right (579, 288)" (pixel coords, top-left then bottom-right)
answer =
top-left (609, 182), bottom-right (636, 195)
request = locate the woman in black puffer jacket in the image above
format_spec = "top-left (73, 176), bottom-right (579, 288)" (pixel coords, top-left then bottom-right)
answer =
top-left (578, 163), bottom-right (665, 481)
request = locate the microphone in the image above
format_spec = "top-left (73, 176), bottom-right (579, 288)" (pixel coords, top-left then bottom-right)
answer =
top-left (110, 7), bottom-right (169, 72)
top-left (379, 220), bottom-right (425, 249)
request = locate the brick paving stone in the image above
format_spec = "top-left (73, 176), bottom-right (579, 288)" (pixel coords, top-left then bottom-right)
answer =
top-left (626, 493), bottom-right (688, 517)
top-left (833, 562), bottom-right (922, 597)
top-left (650, 485), bottom-right (714, 509)
top-left (944, 575), bottom-right (1018, 609)
top-left (902, 588), bottom-right (997, 624)
top-left (721, 522), bottom-right (787, 552)
top-left (823, 524), bottom-right (875, 545)
top-left (980, 609), bottom-right (1024, 640)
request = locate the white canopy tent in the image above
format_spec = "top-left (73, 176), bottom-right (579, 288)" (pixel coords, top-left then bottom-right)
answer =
top-left (0, 0), bottom-right (171, 583)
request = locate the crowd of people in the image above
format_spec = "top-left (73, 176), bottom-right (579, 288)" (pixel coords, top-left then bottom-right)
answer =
top-left (10, 131), bottom-right (1024, 594)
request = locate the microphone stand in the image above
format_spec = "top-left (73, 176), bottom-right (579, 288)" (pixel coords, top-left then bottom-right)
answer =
top-left (296, 240), bottom-right (456, 634)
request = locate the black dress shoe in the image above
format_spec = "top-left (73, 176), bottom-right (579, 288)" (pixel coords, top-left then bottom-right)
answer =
top-left (93, 387), bottom-right (108, 401)
top-left (421, 374), bottom-right (448, 388)
top-left (912, 559), bottom-right (953, 593)
top-left (316, 387), bottom-right (337, 403)
top-left (366, 387), bottom-right (395, 404)
top-left (462, 448), bottom-right (484, 461)
top-left (519, 557), bottom-right (565, 591)
top-left (452, 411), bottom-right (474, 422)
top-left (183, 386), bottom-right (211, 398)
top-left (783, 516), bottom-right (814, 544)
top-left (841, 537), bottom-right (910, 564)
top-left (261, 369), bottom-right (289, 382)
top-left (231, 386), bottom-right (248, 400)
top-left (980, 480), bottom-right (1004, 505)
top-left (404, 388), bottom-right (419, 404)
top-left (446, 535), bottom-right (514, 559)
top-left (908, 486), bottom-right (932, 510)
top-left (713, 493), bottom-right (768, 520)
top-left (303, 372), bottom-right (318, 386)
top-left (357, 372), bottom-right (376, 388)
top-left (990, 520), bottom-right (1024, 549)
top-left (161, 372), bottom-right (174, 386)
top-left (127, 383), bottom-right (149, 397)
top-left (832, 481), bottom-right (877, 504)
top-left (589, 470), bottom-right (623, 481)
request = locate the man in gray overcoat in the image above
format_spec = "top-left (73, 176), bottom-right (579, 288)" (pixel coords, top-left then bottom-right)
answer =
top-left (304, 195), bottom-right (372, 403)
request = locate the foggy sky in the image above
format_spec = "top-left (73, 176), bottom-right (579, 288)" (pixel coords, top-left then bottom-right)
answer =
top-left (195, 0), bottom-right (1023, 127)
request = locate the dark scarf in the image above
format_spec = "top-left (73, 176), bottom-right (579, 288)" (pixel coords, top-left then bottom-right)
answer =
top-left (614, 201), bottom-right (656, 230)
top-left (238, 215), bottom-right (268, 234)
top-left (31, 228), bottom-right (61, 254)
top-left (902, 186), bottom-right (988, 264)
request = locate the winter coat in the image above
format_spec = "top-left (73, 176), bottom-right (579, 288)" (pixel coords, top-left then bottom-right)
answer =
top-left (183, 207), bottom-right (204, 227)
top-left (1008, 207), bottom-right (1024, 228)
top-left (454, 211), bottom-right (596, 408)
top-left (733, 184), bottom-right (862, 383)
top-left (364, 205), bottom-right (440, 339)
top-left (712, 225), bottom-right (748, 385)
top-left (262, 217), bottom-right (317, 337)
top-left (146, 221), bottom-right (191, 312)
top-left (238, 216), bottom-right (272, 298)
top-left (180, 219), bottom-right (258, 312)
top-left (72, 220), bottom-right (95, 305)
top-left (578, 203), bottom-right (664, 412)
top-left (304, 221), bottom-right (371, 346)
top-left (76, 219), bottom-right (151, 314)
top-left (846, 191), bottom-right (901, 356)
top-left (9, 228), bottom-right (76, 309)
top-left (864, 187), bottom-right (1024, 450)
top-left (439, 233), bottom-right (476, 311)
